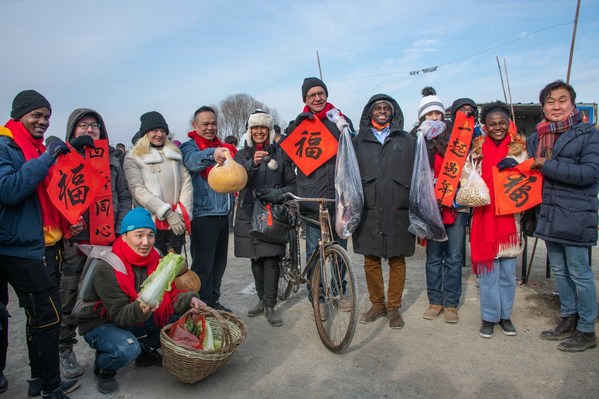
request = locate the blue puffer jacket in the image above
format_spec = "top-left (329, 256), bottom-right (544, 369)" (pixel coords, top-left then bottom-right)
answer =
top-left (527, 120), bottom-right (599, 246)
top-left (0, 135), bottom-right (56, 259)
top-left (180, 140), bottom-right (233, 217)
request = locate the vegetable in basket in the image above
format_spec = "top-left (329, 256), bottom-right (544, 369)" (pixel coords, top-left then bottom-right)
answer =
top-left (138, 252), bottom-right (187, 307)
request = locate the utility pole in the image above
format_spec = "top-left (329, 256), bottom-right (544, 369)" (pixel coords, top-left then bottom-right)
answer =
top-left (316, 51), bottom-right (323, 81)
top-left (566, 0), bottom-right (581, 83)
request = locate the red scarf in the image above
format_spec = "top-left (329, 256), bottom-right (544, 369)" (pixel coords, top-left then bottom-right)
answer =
top-left (302, 102), bottom-right (343, 121)
top-left (470, 135), bottom-right (518, 274)
top-left (111, 238), bottom-right (176, 327)
top-left (187, 131), bottom-right (238, 179)
top-left (4, 119), bottom-right (67, 244)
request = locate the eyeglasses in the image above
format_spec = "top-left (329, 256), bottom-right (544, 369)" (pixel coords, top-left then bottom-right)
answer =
top-left (459, 105), bottom-right (475, 113)
top-left (306, 91), bottom-right (326, 101)
top-left (486, 121), bottom-right (508, 129)
top-left (77, 122), bottom-right (101, 130)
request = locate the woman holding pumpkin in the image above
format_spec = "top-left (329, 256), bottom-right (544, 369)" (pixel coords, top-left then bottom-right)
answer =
top-left (233, 112), bottom-right (296, 327)
top-left (469, 101), bottom-right (527, 339)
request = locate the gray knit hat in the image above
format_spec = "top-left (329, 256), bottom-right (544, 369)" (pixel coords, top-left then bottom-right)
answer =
top-left (301, 77), bottom-right (328, 102)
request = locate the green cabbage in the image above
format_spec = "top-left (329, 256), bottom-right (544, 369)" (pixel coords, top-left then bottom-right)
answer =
top-left (138, 253), bottom-right (187, 307)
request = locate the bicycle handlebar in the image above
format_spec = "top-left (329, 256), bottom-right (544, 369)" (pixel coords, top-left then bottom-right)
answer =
top-left (282, 192), bottom-right (335, 204)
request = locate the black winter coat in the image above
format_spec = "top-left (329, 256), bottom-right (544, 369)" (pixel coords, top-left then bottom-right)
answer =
top-left (233, 144), bottom-right (296, 259)
top-left (284, 107), bottom-right (352, 218)
top-left (527, 120), bottom-right (599, 246)
top-left (352, 94), bottom-right (416, 258)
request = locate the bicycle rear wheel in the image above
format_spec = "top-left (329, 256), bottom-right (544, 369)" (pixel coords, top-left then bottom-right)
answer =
top-left (278, 228), bottom-right (298, 300)
top-left (311, 244), bottom-right (358, 353)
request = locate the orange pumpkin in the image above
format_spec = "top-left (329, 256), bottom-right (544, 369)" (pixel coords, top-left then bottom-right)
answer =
top-left (208, 149), bottom-right (247, 193)
top-left (174, 269), bottom-right (201, 292)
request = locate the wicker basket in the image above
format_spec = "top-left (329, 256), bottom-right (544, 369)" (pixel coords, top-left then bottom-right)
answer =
top-left (160, 308), bottom-right (247, 383)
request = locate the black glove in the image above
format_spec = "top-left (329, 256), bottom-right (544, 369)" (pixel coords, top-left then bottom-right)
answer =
top-left (45, 138), bottom-right (71, 159)
top-left (257, 188), bottom-right (285, 204)
top-left (295, 112), bottom-right (314, 125)
top-left (497, 158), bottom-right (519, 171)
top-left (70, 135), bottom-right (96, 152)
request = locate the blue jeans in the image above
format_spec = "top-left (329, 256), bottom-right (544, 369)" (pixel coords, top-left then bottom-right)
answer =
top-left (425, 212), bottom-right (468, 307)
top-left (84, 324), bottom-right (142, 373)
top-left (545, 241), bottom-right (598, 333)
top-left (305, 222), bottom-right (347, 299)
top-left (478, 257), bottom-right (516, 322)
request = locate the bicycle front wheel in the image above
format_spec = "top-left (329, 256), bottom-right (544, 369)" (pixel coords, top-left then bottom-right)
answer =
top-left (311, 244), bottom-right (358, 353)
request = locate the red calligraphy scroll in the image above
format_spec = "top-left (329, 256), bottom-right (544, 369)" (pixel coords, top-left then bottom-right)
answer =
top-left (434, 112), bottom-right (474, 206)
top-left (493, 158), bottom-right (543, 215)
top-left (47, 150), bottom-right (103, 225)
top-left (86, 140), bottom-right (115, 245)
top-left (280, 117), bottom-right (338, 176)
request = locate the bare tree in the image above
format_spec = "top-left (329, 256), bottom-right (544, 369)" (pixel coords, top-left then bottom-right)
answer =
top-left (211, 93), bottom-right (285, 140)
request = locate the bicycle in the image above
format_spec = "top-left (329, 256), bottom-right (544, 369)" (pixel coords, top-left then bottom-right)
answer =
top-left (277, 193), bottom-right (358, 353)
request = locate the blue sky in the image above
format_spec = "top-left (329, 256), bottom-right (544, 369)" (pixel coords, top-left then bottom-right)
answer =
top-left (1, 0), bottom-right (597, 146)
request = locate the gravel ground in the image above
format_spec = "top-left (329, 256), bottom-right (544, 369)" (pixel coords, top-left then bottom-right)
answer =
top-left (3, 235), bottom-right (599, 399)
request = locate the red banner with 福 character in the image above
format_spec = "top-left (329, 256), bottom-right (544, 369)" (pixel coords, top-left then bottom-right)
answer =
top-left (492, 158), bottom-right (543, 215)
top-left (280, 117), bottom-right (338, 176)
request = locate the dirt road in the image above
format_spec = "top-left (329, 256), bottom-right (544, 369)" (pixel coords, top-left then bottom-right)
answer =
top-left (3, 237), bottom-right (599, 399)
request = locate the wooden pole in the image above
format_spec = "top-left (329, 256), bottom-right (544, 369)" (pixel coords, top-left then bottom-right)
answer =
top-left (566, 0), bottom-right (581, 83)
top-left (496, 56), bottom-right (508, 103)
top-left (316, 51), bottom-right (323, 81)
top-left (503, 58), bottom-right (516, 120)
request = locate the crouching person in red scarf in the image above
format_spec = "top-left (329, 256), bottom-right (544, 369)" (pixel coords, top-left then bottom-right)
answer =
top-left (76, 208), bottom-right (205, 395)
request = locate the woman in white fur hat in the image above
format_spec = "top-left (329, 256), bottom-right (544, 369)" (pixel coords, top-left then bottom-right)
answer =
top-left (233, 112), bottom-right (296, 326)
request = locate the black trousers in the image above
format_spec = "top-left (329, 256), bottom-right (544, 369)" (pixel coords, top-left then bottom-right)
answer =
top-left (154, 229), bottom-right (185, 256)
top-left (0, 242), bottom-right (62, 392)
top-left (190, 216), bottom-right (229, 305)
top-left (0, 278), bottom-right (8, 371)
top-left (251, 256), bottom-right (281, 308)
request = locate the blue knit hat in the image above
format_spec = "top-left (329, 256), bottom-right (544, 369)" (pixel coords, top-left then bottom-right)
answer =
top-left (120, 208), bottom-right (156, 235)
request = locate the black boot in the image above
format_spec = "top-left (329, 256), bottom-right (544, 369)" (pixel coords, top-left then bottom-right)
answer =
top-left (558, 330), bottom-right (597, 352)
top-left (94, 367), bottom-right (119, 394)
top-left (0, 370), bottom-right (7, 393)
top-left (265, 307), bottom-right (283, 327)
top-left (247, 300), bottom-right (265, 317)
top-left (135, 343), bottom-right (162, 367)
top-left (540, 314), bottom-right (578, 341)
top-left (29, 377), bottom-right (80, 397)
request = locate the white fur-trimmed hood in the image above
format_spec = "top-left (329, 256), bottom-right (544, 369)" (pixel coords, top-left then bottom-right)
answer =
top-left (141, 146), bottom-right (182, 164)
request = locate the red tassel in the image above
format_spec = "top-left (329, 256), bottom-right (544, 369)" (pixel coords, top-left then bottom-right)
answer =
top-left (266, 204), bottom-right (273, 226)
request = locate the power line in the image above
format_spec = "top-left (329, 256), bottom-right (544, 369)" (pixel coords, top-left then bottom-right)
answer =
top-left (329, 21), bottom-right (573, 83)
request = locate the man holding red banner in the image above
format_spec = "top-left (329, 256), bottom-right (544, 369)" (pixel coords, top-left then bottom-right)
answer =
top-left (57, 108), bottom-right (131, 379)
top-left (528, 80), bottom-right (599, 352)
top-left (282, 77), bottom-right (353, 307)
top-left (0, 90), bottom-right (80, 398)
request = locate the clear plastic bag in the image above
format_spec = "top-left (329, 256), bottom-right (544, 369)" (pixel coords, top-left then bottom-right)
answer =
top-left (327, 108), bottom-right (364, 239)
top-left (408, 130), bottom-right (447, 241)
top-left (456, 159), bottom-right (490, 207)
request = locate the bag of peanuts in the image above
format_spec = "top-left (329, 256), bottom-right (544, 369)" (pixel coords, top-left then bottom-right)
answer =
top-left (456, 160), bottom-right (490, 207)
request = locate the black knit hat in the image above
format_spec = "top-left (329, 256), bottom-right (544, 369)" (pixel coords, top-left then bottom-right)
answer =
top-left (139, 111), bottom-right (169, 136)
top-left (451, 98), bottom-right (478, 121)
top-left (11, 90), bottom-right (51, 120)
top-left (301, 77), bottom-right (328, 102)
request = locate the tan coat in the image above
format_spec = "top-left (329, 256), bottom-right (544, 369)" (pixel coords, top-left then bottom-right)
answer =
top-left (123, 147), bottom-right (193, 222)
